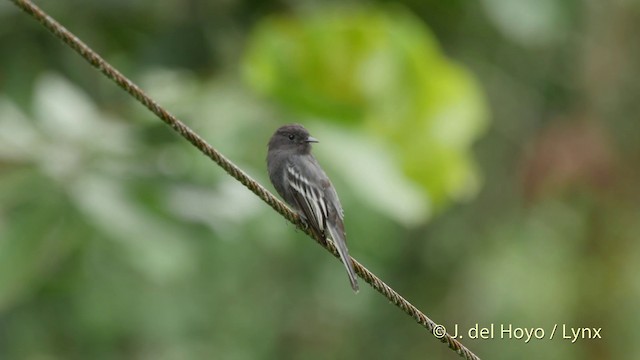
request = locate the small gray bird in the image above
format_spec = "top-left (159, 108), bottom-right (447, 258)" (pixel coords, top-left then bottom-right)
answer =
top-left (267, 124), bottom-right (359, 292)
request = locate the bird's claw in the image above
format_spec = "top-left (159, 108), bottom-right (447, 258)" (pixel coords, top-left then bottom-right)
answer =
top-left (298, 217), bottom-right (328, 246)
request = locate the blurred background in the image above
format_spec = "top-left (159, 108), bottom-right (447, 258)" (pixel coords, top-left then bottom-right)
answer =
top-left (1, 0), bottom-right (639, 359)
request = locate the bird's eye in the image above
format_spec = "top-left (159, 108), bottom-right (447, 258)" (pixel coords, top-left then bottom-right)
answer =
top-left (288, 134), bottom-right (295, 140)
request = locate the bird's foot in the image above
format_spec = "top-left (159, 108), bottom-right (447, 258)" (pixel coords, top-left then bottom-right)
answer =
top-left (298, 217), bottom-right (329, 247)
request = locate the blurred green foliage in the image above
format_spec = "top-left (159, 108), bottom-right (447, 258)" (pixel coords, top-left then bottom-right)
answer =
top-left (243, 7), bottom-right (487, 209)
top-left (1, 1), bottom-right (639, 360)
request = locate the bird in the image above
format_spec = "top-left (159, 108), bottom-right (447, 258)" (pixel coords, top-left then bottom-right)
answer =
top-left (267, 124), bottom-right (359, 292)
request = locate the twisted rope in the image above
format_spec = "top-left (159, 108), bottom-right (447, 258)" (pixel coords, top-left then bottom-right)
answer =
top-left (11, 1), bottom-right (481, 359)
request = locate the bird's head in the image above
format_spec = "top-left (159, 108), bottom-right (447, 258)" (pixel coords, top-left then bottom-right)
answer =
top-left (268, 124), bottom-right (319, 154)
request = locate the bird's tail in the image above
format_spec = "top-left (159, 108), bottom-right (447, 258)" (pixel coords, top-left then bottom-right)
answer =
top-left (326, 222), bottom-right (359, 293)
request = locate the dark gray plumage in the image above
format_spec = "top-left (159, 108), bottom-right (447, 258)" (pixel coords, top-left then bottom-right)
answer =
top-left (267, 124), bottom-right (359, 292)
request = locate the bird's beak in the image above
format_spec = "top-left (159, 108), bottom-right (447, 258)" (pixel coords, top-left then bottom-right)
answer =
top-left (306, 136), bottom-right (319, 143)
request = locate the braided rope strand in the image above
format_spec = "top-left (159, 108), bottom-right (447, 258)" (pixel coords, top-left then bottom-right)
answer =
top-left (11, 1), bottom-right (481, 359)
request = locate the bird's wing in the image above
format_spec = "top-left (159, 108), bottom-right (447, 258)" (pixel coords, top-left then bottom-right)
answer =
top-left (323, 181), bottom-right (345, 219)
top-left (286, 162), bottom-right (359, 292)
top-left (286, 163), bottom-right (328, 235)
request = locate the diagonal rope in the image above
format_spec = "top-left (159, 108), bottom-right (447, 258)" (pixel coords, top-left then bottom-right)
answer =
top-left (10, 1), bottom-right (481, 359)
